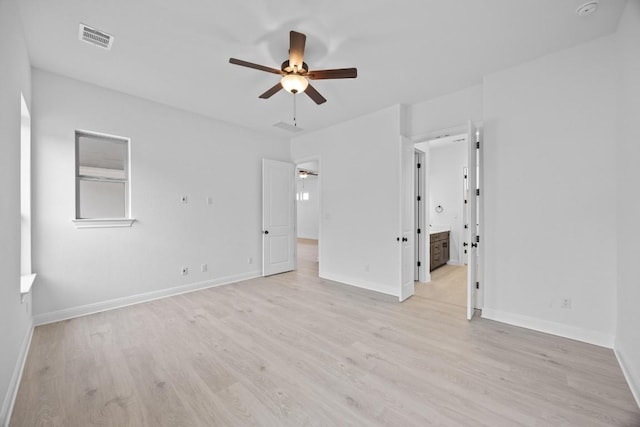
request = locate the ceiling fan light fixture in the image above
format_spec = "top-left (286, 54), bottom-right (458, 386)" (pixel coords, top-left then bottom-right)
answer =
top-left (281, 74), bottom-right (308, 94)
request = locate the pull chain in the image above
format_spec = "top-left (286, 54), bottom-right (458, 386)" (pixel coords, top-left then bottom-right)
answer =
top-left (293, 93), bottom-right (297, 127)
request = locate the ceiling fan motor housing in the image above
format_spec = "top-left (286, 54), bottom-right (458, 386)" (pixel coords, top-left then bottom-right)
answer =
top-left (281, 60), bottom-right (309, 75)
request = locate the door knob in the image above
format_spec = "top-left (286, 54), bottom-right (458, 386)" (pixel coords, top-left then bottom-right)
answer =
top-left (463, 242), bottom-right (468, 247)
top-left (471, 242), bottom-right (477, 248)
top-left (264, 230), bottom-right (269, 234)
top-left (402, 237), bottom-right (408, 242)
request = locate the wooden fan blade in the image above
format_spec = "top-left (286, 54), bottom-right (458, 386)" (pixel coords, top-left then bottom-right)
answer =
top-left (304, 84), bottom-right (327, 105)
top-left (229, 58), bottom-right (283, 75)
top-left (289, 31), bottom-right (307, 70)
top-left (259, 82), bottom-right (283, 99)
top-left (307, 68), bottom-right (358, 80)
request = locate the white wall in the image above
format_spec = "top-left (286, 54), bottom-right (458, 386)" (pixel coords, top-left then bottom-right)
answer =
top-left (482, 35), bottom-right (618, 347)
top-left (409, 85), bottom-right (483, 138)
top-left (31, 70), bottom-right (290, 321)
top-left (429, 142), bottom-right (467, 265)
top-left (291, 106), bottom-right (402, 296)
top-left (0, 0), bottom-right (33, 423)
top-left (296, 176), bottom-right (319, 240)
top-left (615, 0), bottom-right (640, 405)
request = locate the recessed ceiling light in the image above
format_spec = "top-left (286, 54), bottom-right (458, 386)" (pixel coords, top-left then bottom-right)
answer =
top-left (576, 2), bottom-right (598, 17)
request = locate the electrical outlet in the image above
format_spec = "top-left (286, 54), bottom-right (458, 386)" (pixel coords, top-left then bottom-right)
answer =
top-left (181, 267), bottom-right (189, 276)
top-left (561, 298), bottom-right (572, 309)
top-left (201, 264), bottom-right (207, 273)
top-left (181, 195), bottom-right (188, 204)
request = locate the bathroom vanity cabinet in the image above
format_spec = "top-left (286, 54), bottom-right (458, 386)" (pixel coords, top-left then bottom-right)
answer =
top-left (430, 231), bottom-right (450, 271)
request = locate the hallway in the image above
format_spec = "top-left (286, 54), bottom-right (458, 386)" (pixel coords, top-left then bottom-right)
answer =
top-left (415, 264), bottom-right (467, 308)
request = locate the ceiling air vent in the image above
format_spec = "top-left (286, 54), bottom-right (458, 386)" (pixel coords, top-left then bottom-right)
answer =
top-left (273, 122), bottom-right (304, 133)
top-left (78, 23), bottom-right (114, 50)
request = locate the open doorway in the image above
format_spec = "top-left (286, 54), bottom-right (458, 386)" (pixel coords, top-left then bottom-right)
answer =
top-left (413, 126), bottom-right (482, 317)
top-left (295, 160), bottom-right (320, 277)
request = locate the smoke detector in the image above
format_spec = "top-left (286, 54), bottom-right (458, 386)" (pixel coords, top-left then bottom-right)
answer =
top-left (576, 2), bottom-right (598, 17)
top-left (78, 23), bottom-right (114, 50)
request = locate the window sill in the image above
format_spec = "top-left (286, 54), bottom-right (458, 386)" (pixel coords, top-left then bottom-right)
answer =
top-left (72, 218), bottom-right (136, 228)
top-left (21, 273), bottom-right (36, 299)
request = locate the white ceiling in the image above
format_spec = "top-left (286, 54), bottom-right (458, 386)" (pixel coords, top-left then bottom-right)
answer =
top-left (19, 0), bottom-right (627, 136)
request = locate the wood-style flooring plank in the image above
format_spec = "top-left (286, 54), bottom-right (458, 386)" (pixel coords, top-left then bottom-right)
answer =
top-left (10, 241), bottom-right (640, 426)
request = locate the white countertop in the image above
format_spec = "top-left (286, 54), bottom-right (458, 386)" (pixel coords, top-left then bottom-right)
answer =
top-left (430, 226), bottom-right (450, 234)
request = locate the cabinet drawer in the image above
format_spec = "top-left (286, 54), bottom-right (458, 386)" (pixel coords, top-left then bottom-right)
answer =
top-left (430, 231), bottom-right (449, 243)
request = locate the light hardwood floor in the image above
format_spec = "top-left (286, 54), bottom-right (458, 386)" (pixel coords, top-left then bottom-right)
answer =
top-left (415, 264), bottom-right (467, 308)
top-left (11, 241), bottom-right (640, 426)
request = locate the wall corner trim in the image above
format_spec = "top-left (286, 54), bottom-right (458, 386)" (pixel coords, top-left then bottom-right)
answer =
top-left (614, 345), bottom-right (640, 409)
top-left (33, 271), bottom-right (261, 326)
top-left (1, 319), bottom-right (34, 427)
top-left (481, 308), bottom-right (614, 348)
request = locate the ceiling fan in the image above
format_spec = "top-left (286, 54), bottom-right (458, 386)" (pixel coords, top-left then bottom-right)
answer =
top-left (297, 168), bottom-right (318, 178)
top-left (229, 30), bottom-right (357, 105)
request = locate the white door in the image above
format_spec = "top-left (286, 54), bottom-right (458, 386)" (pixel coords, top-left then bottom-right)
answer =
top-left (262, 159), bottom-right (295, 276)
top-left (466, 122), bottom-right (478, 320)
top-left (399, 136), bottom-right (415, 301)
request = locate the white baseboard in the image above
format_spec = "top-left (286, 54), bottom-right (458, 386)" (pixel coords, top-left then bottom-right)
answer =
top-left (33, 271), bottom-right (261, 326)
top-left (320, 272), bottom-right (399, 298)
top-left (1, 319), bottom-right (33, 427)
top-left (481, 308), bottom-right (614, 348)
top-left (419, 272), bottom-right (432, 283)
top-left (614, 344), bottom-right (640, 409)
top-left (399, 281), bottom-right (415, 302)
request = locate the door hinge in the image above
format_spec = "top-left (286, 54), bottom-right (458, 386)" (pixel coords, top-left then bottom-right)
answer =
top-left (476, 141), bottom-right (480, 149)
top-left (417, 261), bottom-right (421, 267)
top-left (464, 224), bottom-right (468, 229)
top-left (476, 188), bottom-right (480, 196)
top-left (464, 249), bottom-right (467, 254)
top-left (417, 228), bottom-right (421, 234)
top-left (417, 163), bottom-right (421, 169)
top-left (476, 235), bottom-right (480, 243)
top-left (464, 174), bottom-right (467, 179)
top-left (464, 199), bottom-right (467, 204)
top-left (417, 195), bottom-right (421, 201)
top-left (476, 282), bottom-right (480, 289)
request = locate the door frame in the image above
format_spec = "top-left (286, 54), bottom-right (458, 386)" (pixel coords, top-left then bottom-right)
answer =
top-left (411, 122), bottom-right (485, 313)
top-left (292, 155), bottom-right (322, 275)
top-left (414, 149), bottom-right (430, 283)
